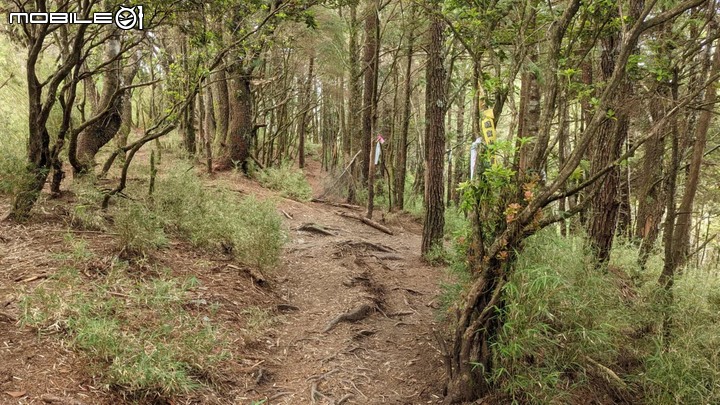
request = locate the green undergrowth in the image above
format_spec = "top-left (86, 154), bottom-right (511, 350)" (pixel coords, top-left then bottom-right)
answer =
top-left (0, 37), bottom-right (31, 195)
top-left (0, 36), bottom-right (64, 196)
top-left (443, 229), bottom-right (720, 404)
top-left (71, 165), bottom-right (284, 270)
top-left (256, 161), bottom-right (312, 201)
top-left (20, 262), bottom-right (227, 399)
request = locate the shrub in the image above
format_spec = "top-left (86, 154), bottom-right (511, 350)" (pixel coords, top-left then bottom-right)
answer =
top-left (256, 162), bottom-right (312, 201)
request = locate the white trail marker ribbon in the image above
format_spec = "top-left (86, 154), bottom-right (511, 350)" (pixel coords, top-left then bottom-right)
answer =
top-left (374, 134), bottom-right (385, 165)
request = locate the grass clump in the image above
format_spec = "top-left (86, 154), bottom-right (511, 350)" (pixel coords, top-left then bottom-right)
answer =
top-left (20, 265), bottom-right (226, 399)
top-left (114, 200), bottom-right (169, 256)
top-left (150, 168), bottom-right (284, 269)
top-left (491, 231), bottom-right (627, 403)
top-left (256, 162), bottom-right (312, 201)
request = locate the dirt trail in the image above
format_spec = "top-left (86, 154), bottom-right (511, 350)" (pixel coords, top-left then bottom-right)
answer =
top-left (216, 159), bottom-right (448, 403)
top-left (0, 155), bottom-right (448, 404)
top-left (257, 200), bottom-right (446, 404)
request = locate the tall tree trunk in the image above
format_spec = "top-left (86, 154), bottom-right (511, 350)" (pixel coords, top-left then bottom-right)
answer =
top-left (299, 55), bottom-right (315, 169)
top-left (636, 85), bottom-right (669, 268)
top-left (181, 90), bottom-right (198, 156)
top-left (347, 3), bottom-right (362, 203)
top-left (363, 0), bottom-right (380, 217)
top-left (585, 31), bottom-right (627, 264)
top-left (452, 88), bottom-right (465, 205)
top-left (204, 81), bottom-right (216, 173)
top-left (218, 72), bottom-right (254, 172)
top-left (361, 0), bottom-right (379, 183)
top-left (670, 43), bottom-right (720, 267)
top-left (421, 5), bottom-right (446, 256)
top-left (394, 7), bottom-right (415, 210)
top-left (213, 68), bottom-right (230, 152)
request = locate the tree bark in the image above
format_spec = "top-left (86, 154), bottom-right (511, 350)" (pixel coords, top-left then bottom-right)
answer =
top-left (363, 0), bottom-right (380, 217)
top-left (347, 3), bottom-right (362, 203)
top-left (299, 55), bottom-right (315, 169)
top-left (217, 72), bottom-right (254, 171)
top-left (213, 68), bottom-right (230, 151)
top-left (421, 5), bottom-right (446, 256)
top-left (585, 31), bottom-right (627, 264)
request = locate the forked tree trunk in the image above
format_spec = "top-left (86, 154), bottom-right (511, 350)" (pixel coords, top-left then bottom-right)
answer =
top-left (217, 73), bottom-right (254, 172)
top-left (73, 34), bottom-right (128, 174)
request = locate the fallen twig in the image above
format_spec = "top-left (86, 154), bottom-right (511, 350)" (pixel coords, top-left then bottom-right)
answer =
top-left (386, 311), bottom-right (414, 317)
top-left (280, 209), bottom-right (293, 219)
top-left (584, 355), bottom-right (627, 389)
top-left (337, 393), bottom-right (354, 404)
top-left (15, 273), bottom-right (48, 283)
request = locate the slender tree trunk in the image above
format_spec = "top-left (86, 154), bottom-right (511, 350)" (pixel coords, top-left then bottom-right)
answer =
top-left (636, 85), bottom-right (668, 268)
top-left (670, 43), bottom-right (720, 267)
top-left (347, 3), bottom-right (362, 203)
top-left (452, 89), bottom-right (465, 205)
top-left (421, 5), bottom-right (446, 256)
top-left (395, 14), bottom-right (414, 210)
top-left (363, 0), bottom-right (380, 217)
top-left (299, 55), bottom-right (315, 169)
top-left (204, 81), bottom-right (216, 173)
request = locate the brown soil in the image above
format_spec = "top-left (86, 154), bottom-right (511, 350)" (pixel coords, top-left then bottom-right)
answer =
top-left (0, 153), bottom-right (448, 404)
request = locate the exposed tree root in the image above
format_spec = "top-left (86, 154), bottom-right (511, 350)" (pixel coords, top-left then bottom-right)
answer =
top-left (336, 212), bottom-right (394, 235)
top-left (323, 303), bottom-right (375, 333)
top-left (299, 223), bottom-right (338, 236)
top-left (337, 239), bottom-right (396, 253)
top-left (370, 252), bottom-right (404, 261)
top-left (312, 198), bottom-right (362, 211)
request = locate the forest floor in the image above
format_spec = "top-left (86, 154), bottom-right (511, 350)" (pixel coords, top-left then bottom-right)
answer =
top-left (0, 151), bottom-right (449, 404)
